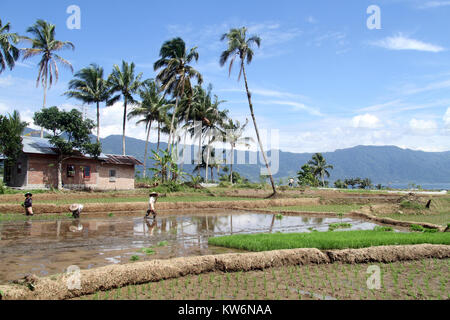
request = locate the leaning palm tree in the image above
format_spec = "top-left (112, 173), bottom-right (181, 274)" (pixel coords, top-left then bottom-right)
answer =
top-left (308, 153), bottom-right (334, 187)
top-left (128, 79), bottom-right (171, 178)
top-left (0, 19), bottom-right (20, 73)
top-left (222, 118), bottom-right (253, 184)
top-left (220, 27), bottom-right (277, 196)
top-left (22, 19), bottom-right (75, 138)
top-left (65, 64), bottom-right (111, 143)
top-left (154, 37), bottom-right (203, 155)
top-left (107, 61), bottom-right (143, 155)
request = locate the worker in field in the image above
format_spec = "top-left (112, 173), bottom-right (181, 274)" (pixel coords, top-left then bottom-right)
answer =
top-left (145, 192), bottom-right (159, 220)
top-left (22, 192), bottom-right (33, 216)
top-left (69, 204), bottom-right (84, 218)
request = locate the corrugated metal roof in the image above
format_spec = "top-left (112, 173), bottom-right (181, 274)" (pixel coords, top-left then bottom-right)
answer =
top-left (21, 136), bottom-right (109, 159)
top-left (104, 154), bottom-right (143, 165)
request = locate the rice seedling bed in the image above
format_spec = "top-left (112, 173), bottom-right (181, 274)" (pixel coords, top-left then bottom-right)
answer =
top-left (77, 258), bottom-right (449, 300)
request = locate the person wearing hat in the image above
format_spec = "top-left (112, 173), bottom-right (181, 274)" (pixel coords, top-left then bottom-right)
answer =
top-left (23, 192), bottom-right (33, 216)
top-left (69, 204), bottom-right (84, 219)
top-left (145, 192), bottom-right (159, 219)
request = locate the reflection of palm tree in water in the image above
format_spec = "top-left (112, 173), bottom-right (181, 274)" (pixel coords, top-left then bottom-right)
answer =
top-left (269, 215), bottom-right (276, 233)
top-left (145, 219), bottom-right (157, 237)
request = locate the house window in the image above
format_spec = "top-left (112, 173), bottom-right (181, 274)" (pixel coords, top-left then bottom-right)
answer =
top-left (17, 163), bottom-right (22, 174)
top-left (67, 165), bottom-right (75, 177)
top-left (83, 166), bottom-right (91, 179)
top-left (109, 169), bottom-right (116, 182)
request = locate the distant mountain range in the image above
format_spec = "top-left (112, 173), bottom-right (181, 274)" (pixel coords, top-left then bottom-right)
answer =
top-left (23, 128), bottom-right (450, 186)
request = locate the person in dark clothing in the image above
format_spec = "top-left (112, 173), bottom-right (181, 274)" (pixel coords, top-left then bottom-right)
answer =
top-left (23, 192), bottom-right (33, 216)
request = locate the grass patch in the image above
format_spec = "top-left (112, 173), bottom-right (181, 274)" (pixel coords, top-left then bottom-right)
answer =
top-left (130, 255), bottom-right (140, 262)
top-left (0, 213), bottom-right (74, 222)
top-left (0, 195), bottom-right (262, 205)
top-left (400, 201), bottom-right (423, 210)
top-left (140, 248), bottom-right (155, 255)
top-left (208, 230), bottom-right (450, 251)
top-left (268, 204), bottom-right (361, 214)
top-left (157, 241), bottom-right (168, 247)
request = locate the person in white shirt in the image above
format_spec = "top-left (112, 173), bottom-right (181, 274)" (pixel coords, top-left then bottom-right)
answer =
top-left (145, 192), bottom-right (158, 219)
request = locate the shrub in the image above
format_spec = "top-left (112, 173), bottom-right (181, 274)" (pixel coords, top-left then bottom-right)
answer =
top-left (400, 201), bottom-right (423, 210)
top-left (410, 224), bottom-right (425, 232)
top-left (218, 181), bottom-right (231, 188)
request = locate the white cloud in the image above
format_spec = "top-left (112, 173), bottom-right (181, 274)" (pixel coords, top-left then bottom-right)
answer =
top-left (351, 114), bottom-right (382, 129)
top-left (0, 75), bottom-right (14, 87)
top-left (306, 16), bottom-right (317, 24)
top-left (418, 1), bottom-right (450, 9)
top-left (409, 118), bottom-right (438, 135)
top-left (257, 100), bottom-right (323, 117)
top-left (444, 108), bottom-right (450, 129)
top-left (370, 34), bottom-right (444, 52)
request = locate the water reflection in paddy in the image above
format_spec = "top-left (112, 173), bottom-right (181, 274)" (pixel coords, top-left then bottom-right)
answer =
top-left (0, 210), bottom-right (384, 283)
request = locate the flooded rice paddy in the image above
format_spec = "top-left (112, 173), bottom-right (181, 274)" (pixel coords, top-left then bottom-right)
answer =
top-left (0, 210), bottom-right (388, 283)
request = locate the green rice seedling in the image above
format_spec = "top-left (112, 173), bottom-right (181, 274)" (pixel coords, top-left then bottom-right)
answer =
top-left (328, 222), bottom-right (352, 231)
top-left (157, 241), bottom-right (168, 247)
top-left (410, 224), bottom-right (425, 232)
top-left (373, 226), bottom-right (394, 232)
top-left (104, 290), bottom-right (110, 300)
top-left (424, 228), bottom-right (438, 233)
top-left (130, 255), bottom-right (140, 262)
top-left (275, 214), bottom-right (284, 220)
top-left (127, 286), bottom-right (131, 298)
top-left (140, 247), bottom-right (155, 255)
top-left (108, 213), bottom-right (114, 217)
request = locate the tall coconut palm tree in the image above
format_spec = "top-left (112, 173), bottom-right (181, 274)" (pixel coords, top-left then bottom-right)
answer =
top-left (128, 79), bottom-right (171, 178)
top-left (22, 19), bottom-right (75, 137)
top-left (154, 37), bottom-right (203, 155)
top-left (107, 61), bottom-right (143, 155)
top-left (65, 64), bottom-right (110, 143)
top-left (222, 118), bottom-right (253, 184)
top-left (0, 19), bottom-right (20, 73)
top-left (308, 153), bottom-right (334, 187)
top-left (220, 27), bottom-right (277, 196)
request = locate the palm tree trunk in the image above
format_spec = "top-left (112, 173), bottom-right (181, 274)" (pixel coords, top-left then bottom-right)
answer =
top-left (122, 96), bottom-right (127, 156)
top-left (241, 62), bottom-right (276, 195)
top-left (143, 121), bottom-right (152, 179)
top-left (321, 172), bottom-right (325, 188)
top-left (96, 101), bottom-right (100, 143)
top-left (198, 132), bottom-right (202, 177)
top-left (57, 156), bottom-right (63, 190)
top-left (205, 137), bottom-right (210, 183)
top-left (157, 122), bottom-right (161, 151)
top-left (41, 82), bottom-right (47, 138)
top-left (230, 145), bottom-right (234, 184)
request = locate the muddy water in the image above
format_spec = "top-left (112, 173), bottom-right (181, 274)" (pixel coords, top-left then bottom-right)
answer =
top-left (0, 210), bottom-right (383, 284)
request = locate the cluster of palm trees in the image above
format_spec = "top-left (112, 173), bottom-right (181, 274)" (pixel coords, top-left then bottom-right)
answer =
top-left (1, 18), bottom-right (278, 195)
top-left (297, 153), bottom-right (334, 187)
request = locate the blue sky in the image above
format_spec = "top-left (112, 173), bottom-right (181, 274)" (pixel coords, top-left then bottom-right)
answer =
top-left (1, 0), bottom-right (450, 153)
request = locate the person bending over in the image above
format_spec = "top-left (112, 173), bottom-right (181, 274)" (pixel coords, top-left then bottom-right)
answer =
top-left (69, 204), bottom-right (84, 219)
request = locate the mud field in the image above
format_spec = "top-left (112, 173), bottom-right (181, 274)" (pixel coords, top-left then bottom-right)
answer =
top-left (0, 209), bottom-right (386, 284)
